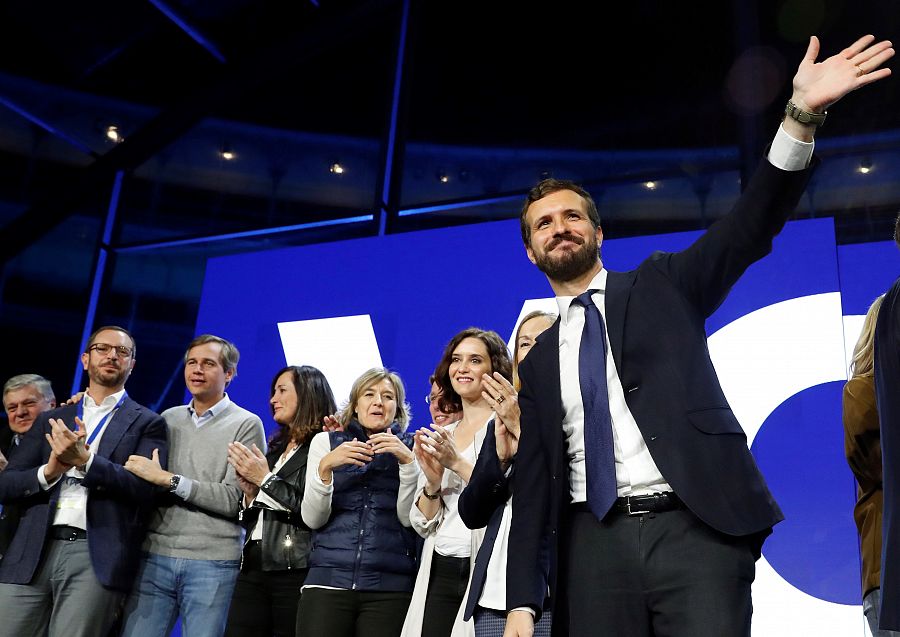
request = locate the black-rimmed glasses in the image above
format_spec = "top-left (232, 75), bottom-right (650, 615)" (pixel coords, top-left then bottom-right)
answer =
top-left (88, 343), bottom-right (133, 358)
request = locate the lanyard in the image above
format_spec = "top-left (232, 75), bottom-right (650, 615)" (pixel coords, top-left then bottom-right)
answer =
top-left (77, 392), bottom-right (128, 445)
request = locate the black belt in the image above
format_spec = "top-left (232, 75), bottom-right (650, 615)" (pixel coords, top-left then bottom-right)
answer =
top-left (571, 492), bottom-right (683, 517)
top-left (51, 525), bottom-right (87, 541)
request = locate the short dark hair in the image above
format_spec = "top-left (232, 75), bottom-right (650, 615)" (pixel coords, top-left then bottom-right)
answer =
top-left (184, 334), bottom-right (240, 378)
top-left (433, 327), bottom-right (512, 415)
top-left (85, 325), bottom-right (136, 358)
top-left (519, 178), bottom-right (601, 246)
top-left (268, 365), bottom-right (337, 453)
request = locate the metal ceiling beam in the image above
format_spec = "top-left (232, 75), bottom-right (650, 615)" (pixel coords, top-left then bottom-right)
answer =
top-left (146, 0), bottom-right (228, 63)
top-left (0, 0), bottom-right (396, 267)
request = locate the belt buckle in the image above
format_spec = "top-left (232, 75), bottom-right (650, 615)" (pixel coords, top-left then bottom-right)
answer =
top-left (626, 497), bottom-right (650, 516)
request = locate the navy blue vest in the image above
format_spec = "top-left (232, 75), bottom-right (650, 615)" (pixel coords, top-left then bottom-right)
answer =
top-left (306, 420), bottom-right (418, 591)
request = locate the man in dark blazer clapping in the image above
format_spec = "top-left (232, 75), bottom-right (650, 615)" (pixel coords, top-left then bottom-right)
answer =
top-left (0, 326), bottom-right (168, 637)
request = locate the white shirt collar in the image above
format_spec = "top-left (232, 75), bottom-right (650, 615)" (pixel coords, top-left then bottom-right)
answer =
top-left (556, 268), bottom-right (607, 327)
top-left (188, 392), bottom-right (231, 419)
top-left (83, 387), bottom-right (127, 409)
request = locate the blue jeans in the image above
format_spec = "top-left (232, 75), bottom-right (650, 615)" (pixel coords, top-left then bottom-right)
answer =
top-left (120, 552), bottom-right (240, 637)
top-left (864, 588), bottom-right (900, 637)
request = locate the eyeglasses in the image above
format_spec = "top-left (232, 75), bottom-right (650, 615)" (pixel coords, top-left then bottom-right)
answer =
top-left (88, 343), bottom-right (133, 358)
top-left (425, 393), bottom-right (440, 405)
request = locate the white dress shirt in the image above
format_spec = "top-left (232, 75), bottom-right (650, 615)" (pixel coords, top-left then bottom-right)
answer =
top-left (557, 125), bottom-right (814, 501)
top-left (39, 388), bottom-right (126, 530)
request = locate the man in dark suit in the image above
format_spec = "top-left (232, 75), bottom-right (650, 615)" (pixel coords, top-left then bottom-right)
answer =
top-left (0, 326), bottom-right (168, 636)
top-left (875, 213), bottom-right (900, 632)
top-left (463, 35), bottom-right (894, 637)
top-left (1, 374), bottom-right (57, 558)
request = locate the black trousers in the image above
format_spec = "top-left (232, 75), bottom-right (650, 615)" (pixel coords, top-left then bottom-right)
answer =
top-left (559, 506), bottom-right (756, 637)
top-left (224, 543), bottom-right (307, 637)
top-left (295, 587), bottom-right (412, 637)
top-left (421, 552), bottom-right (471, 636)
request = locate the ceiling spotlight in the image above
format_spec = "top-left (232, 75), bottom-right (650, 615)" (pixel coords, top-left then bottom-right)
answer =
top-left (105, 125), bottom-right (123, 143)
top-left (329, 162), bottom-right (345, 175)
top-left (644, 181), bottom-right (657, 190)
top-left (858, 158), bottom-right (873, 174)
top-left (437, 170), bottom-right (449, 184)
top-left (219, 145), bottom-right (236, 161)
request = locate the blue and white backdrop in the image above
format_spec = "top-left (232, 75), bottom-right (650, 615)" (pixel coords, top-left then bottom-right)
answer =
top-left (196, 216), bottom-right (900, 636)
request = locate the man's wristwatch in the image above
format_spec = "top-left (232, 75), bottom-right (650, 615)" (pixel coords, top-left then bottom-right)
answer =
top-left (168, 474), bottom-right (181, 492)
top-left (784, 100), bottom-right (827, 127)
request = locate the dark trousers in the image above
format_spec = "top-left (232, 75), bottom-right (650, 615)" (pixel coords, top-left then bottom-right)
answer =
top-left (224, 543), bottom-right (307, 637)
top-left (421, 552), bottom-right (470, 636)
top-left (295, 587), bottom-right (412, 637)
top-left (559, 506), bottom-right (756, 637)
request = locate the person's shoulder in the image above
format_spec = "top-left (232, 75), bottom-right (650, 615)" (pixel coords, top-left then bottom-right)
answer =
top-left (225, 401), bottom-right (264, 425)
top-left (159, 404), bottom-right (189, 422)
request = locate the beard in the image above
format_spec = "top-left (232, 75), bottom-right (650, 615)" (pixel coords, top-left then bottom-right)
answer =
top-left (89, 360), bottom-right (130, 388)
top-left (532, 232), bottom-right (599, 282)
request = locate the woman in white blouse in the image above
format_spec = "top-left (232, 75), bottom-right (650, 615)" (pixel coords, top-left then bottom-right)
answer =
top-left (401, 328), bottom-right (513, 637)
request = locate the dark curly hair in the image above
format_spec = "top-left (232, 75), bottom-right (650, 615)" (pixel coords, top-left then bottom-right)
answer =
top-left (433, 327), bottom-right (512, 415)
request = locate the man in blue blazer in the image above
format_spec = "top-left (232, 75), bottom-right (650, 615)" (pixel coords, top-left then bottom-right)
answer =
top-left (463, 35), bottom-right (894, 637)
top-left (0, 326), bottom-right (168, 637)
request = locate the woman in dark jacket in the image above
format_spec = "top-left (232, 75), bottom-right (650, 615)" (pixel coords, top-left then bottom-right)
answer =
top-left (225, 365), bottom-right (337, 637)
top-left (296, 367), bottom-right (419, 637)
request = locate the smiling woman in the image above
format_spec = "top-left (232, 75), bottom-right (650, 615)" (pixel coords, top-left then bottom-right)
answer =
top-left (296, 367), bottom-right (419, 637)
top-left (401, 328), bottom-right (512, 637)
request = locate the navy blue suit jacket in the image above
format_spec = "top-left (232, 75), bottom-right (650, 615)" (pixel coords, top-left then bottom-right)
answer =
top-left (466, 158), bottom-right (812, 621)
top-left (875, 276), bottom-right (900, 631)
top-left (0, 397), bottom-right (167, 591)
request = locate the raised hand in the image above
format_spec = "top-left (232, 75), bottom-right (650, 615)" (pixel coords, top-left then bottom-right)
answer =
top-left (482, 372), bottom-right (521, 463)
top-left (46, 416), bottom-right (90, 468)
top-left (413, 431), bottom-right (445, 491)
top-left (369, 430), bottom-right (414, 464)
top-left (236, 473), bottom-right (260, 504)
top-left (791, 35), bottom-right (893, 114)
top-left (317, 439), bottom-right (374, 484)
top-left (322, 414), bottom-right (344, 433)
top-left (228, 441), bottom-right (270, 486)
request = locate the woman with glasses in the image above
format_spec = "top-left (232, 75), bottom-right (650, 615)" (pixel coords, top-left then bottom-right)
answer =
top-left (458, 311), bottom-right (557, 637)
top-left (425, 374), bottom-right (462, 430)
top-left (224, 365), bottom-right (337, 637)
top-left (401, 327), bottom-right (512, 637)
top-left (296, 367), bottom-right (419, 637)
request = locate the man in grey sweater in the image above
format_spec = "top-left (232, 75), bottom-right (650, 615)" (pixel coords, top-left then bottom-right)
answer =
top-left (120, 334), bottom-right (266, 637)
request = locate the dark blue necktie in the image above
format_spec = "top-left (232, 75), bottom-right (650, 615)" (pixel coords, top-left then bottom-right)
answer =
top-left (574, 290), bottom-right (617, 521)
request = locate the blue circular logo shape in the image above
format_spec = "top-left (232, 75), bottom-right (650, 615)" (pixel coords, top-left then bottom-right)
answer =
top-left (751, 380), bottom-right (861, 605)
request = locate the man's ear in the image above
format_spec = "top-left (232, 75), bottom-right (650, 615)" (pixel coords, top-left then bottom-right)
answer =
top-left (525, 244), bottom-right (537, 265)
top-left (81, 352), bottom-right (89, 371)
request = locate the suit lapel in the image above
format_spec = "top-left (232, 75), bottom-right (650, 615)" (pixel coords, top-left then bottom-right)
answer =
top-left (604, 269), bottom-right (636, 375)
top-left (95, 397), bottom-right (140, 458)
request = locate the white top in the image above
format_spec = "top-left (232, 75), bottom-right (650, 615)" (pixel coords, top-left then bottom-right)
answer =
top-left (39, 388), bottom-right (126, 530)
top-left (478, 494), bottom-right (513, 610)
top-left (249, 444), bottom-right (299, 541)
top-left (434, 423), bottom-right (479, 558)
